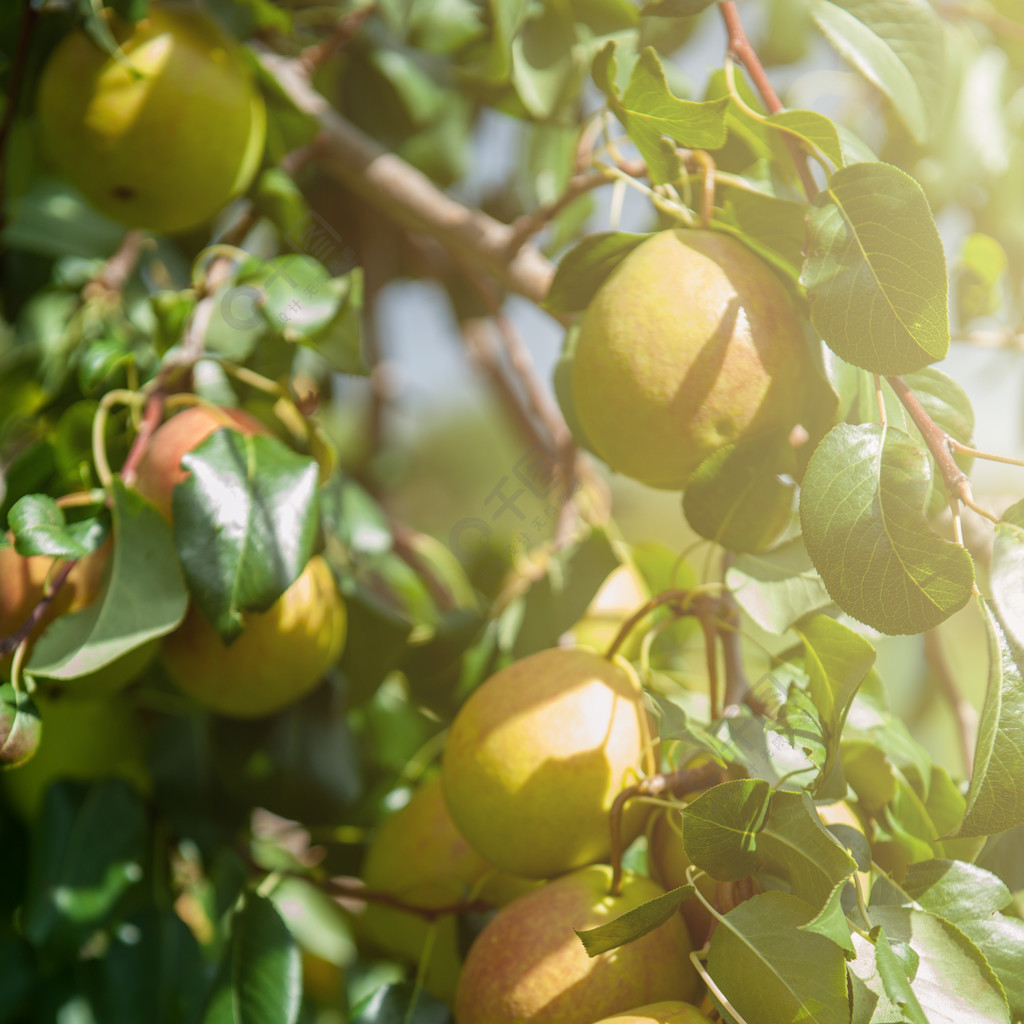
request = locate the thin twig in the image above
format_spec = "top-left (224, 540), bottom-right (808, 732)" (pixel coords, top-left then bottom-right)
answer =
top-left (82, 231), bottom-right (146, 301)
top-left (718, 2), bottom-right (818, 200)
top-left (0, 561), bottom-right (76, 658)
top-left (298, 3), bottom-right (373, 70)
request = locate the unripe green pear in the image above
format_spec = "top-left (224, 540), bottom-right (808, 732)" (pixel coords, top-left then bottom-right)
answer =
top-left (1, 689), bottom-right (149, 820)
top-left (37, 6), bottom-right (266, 233)
top-left (441, 647), bottom-right (653, 879)
top-left (360, 774), bottom-right (535, 1003)
top-left (571, 229), bottom-right (806, 490)
top-left (161, 555), bottom-right (346, 718)
top-left (454, 864), bottom-right (699, 1024)
top-left (591, 1002), bottom-right (714, 1023)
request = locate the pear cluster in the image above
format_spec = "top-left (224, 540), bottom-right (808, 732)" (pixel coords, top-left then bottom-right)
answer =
top-left (358, 644), bottom-right (708, 1024)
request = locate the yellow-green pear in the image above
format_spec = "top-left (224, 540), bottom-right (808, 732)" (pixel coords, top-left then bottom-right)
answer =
top-left (454, 865), bottom-right (699, 1024)
top-left (37, 6), bottom-right (266, 233)
top-left (571, 229), bottom-right (806, 490)
top-left (360, 774), bottom-right (535, 1003)
top-left (441, 647), bottom-right (653, 879)
top-left (590, 1002), bottom-right (714, 1023)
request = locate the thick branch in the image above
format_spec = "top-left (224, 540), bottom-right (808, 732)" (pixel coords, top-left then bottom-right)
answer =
top-left (253, 45), bottom-right (557, 307)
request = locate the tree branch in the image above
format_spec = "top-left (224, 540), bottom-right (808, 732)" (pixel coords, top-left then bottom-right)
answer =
top-left (252, 45), bottom-right (557, 307)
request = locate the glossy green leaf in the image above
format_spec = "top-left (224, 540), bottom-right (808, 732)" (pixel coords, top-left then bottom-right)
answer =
top-left (707, 891), bottom-right (849, 1024)
top-left (174, 431), bottom-right (319, 642)
top-left (726, 539), bottom-right (833, 635)
top-left (29, 483), bottom-right (188, 679)
top-left (802, 162), bottom-right (949, 374)
top-left (682, 431), bottom-right (796, 554)
top-left (681, 778), bottom-right (771, 881)
top-left (866, 906), bottom-right (1011, 1023)
top-left (7, 494), bottom-right (105, 559)
top-left (759, 791), bottom-right (858, 907)
top-left (0, 684), bottom-right (40, 768)
top-left (959, 600), bottom-right (1024, 837)
top-left (879, 859), bottom-right (1012, 922)
top-left (23, 779), bottom-right (147, 951)
top-left (810, 0), bottom-right (945, 142)
top-left (545, 231), bottom-right (651, 314)
top-left (959, 915), bottom-right (1024, 1021)
top-left (594, 43), bottom-right (728, 184)
top-left (576, 885), bottom-right (692, 957)
top-left (203, 893), bottom-right (301, 1024)
top-left (798, 880), bottom-right (856, 953)
top-left (800, 423), bottom-right (974, 635)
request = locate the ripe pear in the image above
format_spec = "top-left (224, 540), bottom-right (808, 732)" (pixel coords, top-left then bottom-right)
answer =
top-left (454, 864), bottom-right (699, 1024)
top-left (134, 405), bottom-right (267, 521)
top-left (1, 689), bottom-right (149, 820)
top-left (37, 6), bottom-right (266, 233)
top-left (161, 554), bottom-right (346, 718)
top-left (591, 1002), bottom-right (714, 1023)
top-left (360, 774), bottom-right (535, 1003)
top-left (571, 229), bottom-right (806, 490)
top-left (441, 647), bottom-right (653, 879)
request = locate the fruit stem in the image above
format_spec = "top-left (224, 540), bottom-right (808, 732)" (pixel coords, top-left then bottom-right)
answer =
top-left (603, 589), bottom-right (693, 660)
top-left (0, 560), bottom-right (76, 659)
top-left (718, 2), bottom-right (819, 201)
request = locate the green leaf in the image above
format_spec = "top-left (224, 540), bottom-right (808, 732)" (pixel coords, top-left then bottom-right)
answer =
top-left (885, 859), bottom-right (1013, 923)
top-left (957, 233), bottom-right (1008, 320)
top-left (706, 891), bottom-right (849, 1024)
top-left (174, 431), bottom-right (319, 642)
top-left (594, 43), bottom-right (728, 184)
top-left (958, 600), bottom-right (1024, 837)
top-left (545, 232), bottom-right (651, 314)
top-left (990, 499), bottom-right (1024, 644)
top-left (866, 905), bottom-right (1011, 1023)
top-left (798, 881), bottom-right (856, 954)
top-left (238, 255), bottom-right (344, 343)
top-left (505, 527), bottom-right (621, 659)
top-left (758, 791), bottom-right (858, 907)
top-left (799, 423), bottom-right (974, 635)
top-left (682, 431), bottom-right (796, 554)
top-left (793, 613), bottom-right (876, 753)
top-left (809, 0), bottom-right (945, 143)
top-left (874, 927), bottom-right (929, 1024)
top-left (0, 684), bottom-right (40, 768)
top-left (640, 0), bottom-right (714, 14)
top-left (712, 186), bottom-right (808, 282)
top-left (306, 269), bottom-right (367, 375)
top-left (28, 483), bottom-right (188, 679)
top-left (7, 494), bottom-right (106, 559)
top-left (802, 162), bottom-right (949, 374)
top-left (726, 538), bottom-right (833, 635)
top-left (765, 109), bottom-right (845, 167)
top-left (576, 885), bottom-right (693, 957)
top-left (23, 779), bottom-right (147, 952)
top-left (681, 778), bottom-right (771, 881)
top-left (203, 893), bottom-right (301, 1024)
top-left (958, 915), bottom-right (1024, 1021)
top-left (349, 982), bottom-right (453, 1024)
top-left (510, 0), bottom-right (575, 119)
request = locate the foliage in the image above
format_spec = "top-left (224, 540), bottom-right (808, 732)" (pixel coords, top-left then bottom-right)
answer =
top-left (1, 0), bottom-right (1023, 1022)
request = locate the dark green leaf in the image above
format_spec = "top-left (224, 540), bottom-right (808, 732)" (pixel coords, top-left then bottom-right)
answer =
top-left (545, 232), bottom-right (651, 314)
top-left (174, 432), bottom-right (319, 642)
top-left (29, 482), bottom-right (188, 679)
top-left (23, 779), bottom-right (147, 951)
top-left (707, 891), bottom-right (849, 1024)
top-left (681, 778), bottom-right (771, 881)
top-left (203, 893), bottom-right (301, 1024)
top-left (959, 600), bottom-right (1024, 837)
top-left (799, 423), bottom-right (974, 635)
top-left (8, 494), bottom-right (105, 559)
top-left (802, 162), bottom-right (949, 374)
top-left (576, 885), bottom-right (692, 957)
